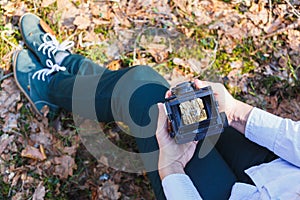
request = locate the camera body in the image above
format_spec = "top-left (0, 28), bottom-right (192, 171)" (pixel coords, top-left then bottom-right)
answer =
top-left (164, 82), bottom-right (227, 144)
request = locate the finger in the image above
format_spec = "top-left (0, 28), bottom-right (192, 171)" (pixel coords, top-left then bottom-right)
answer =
top-left (194, 79), bottom-right (209, 89)
top-left (165, 90), bottom-right (172, 98)
top-left (156, 103), bottom-right (168, 134)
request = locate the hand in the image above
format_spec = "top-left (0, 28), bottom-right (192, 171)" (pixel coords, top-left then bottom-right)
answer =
top-left (194, 79), bottom-right (253, 134)
top-left (156, 103), bottom-right (198, 180)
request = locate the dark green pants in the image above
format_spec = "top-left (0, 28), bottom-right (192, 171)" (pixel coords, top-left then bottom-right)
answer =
top-left (48, 54), bottom-right (277, 200)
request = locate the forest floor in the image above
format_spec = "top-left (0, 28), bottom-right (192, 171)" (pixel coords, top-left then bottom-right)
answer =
top-left (0, 0), bottom-right (300, 199)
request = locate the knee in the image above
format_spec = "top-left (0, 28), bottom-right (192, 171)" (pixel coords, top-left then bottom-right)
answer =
top-left (130, 66), bottom-right (168, 86)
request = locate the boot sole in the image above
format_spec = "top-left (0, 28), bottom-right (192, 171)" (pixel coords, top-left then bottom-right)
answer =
top-left (13, 50), bottom-right (43, 116)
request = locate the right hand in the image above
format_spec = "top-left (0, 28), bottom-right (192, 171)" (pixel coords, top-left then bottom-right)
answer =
top-left (194, 79), bottom-right (236, 124)
top-left (194, 79), bottom-right (253, 134)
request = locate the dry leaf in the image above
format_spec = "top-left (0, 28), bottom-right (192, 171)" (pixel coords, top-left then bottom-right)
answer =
top-left (40, 19), bottom-right (55, 36)
top-left (0, 78), bottom-right (21, 118)
top-left (82, 31), bottom-right (99, 43)
top-left (73, 15), bottom-right (91, 30)
top-left (11, 172), bottom-right (21, 187)
top-left (63, 146), bottom-right (77, 156)
top-left (32, 182), bottom-right (45, 200)
top-left (91, 3), bottom-right (111, 20)
top-left (274, 96), bottom-right (300, 121)
top-left (99, 155), bottom-right (109, 166)
top-left (53, 155), bottom-right (76, 179)
top-left (30, 133), bottom-right (52, 148)
top-left (12, 192), bottom-right (24, 200)
top-left (106, 60), bottom-right (122, 71)
top-left (21, 145), bottom-right (47, 161)
top-left (0, 134), bottom-right (14, 155)
top-left (41, 0), bottom-right (55, 7)
top-left (56, 0), bottom-right (79, 29)
top-left (164, 68), bottom-right (192, 87)
top-left (287, 30), bottom-right (300, 51)
top-left (40, 105), bottom-right (49, 117)
top-left (3, 113), bottom-right (19, 132)
top-left (98, 181), bottom-right (121, 200)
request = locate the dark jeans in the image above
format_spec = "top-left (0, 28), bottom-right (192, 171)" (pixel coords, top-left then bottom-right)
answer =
top-left (48, 54), bottom-right (277, 200)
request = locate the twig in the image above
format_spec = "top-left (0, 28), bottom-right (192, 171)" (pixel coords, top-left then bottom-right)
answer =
top-left (78, 31), bottom-right (108, 48)
top-left (268, 0), bottom-right (273, 24)
top-left (0, 72), bottom-right (13, 82)
top-left (284, 0), bottom-right (300, 18)
top-left (1, 30), bottom-right (19, 49)
top-left (207, 38), bottom-right (219, 69)
top-left (194, 38), bottom-right (219, 79)
top-left (133, 28), bottom-right (147, 61)
top-left (264, 19), bottom-right (300, 38)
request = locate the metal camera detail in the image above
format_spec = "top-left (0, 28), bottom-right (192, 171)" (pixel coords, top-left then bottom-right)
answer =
top-left (164, 82), bottom-right (228, 144)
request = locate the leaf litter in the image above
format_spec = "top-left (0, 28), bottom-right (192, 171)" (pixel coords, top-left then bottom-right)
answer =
top-left (0, 0), bottom-right (300, 199)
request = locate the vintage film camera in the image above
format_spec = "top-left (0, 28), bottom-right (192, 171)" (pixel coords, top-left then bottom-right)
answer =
top-left (164, 82), bottom-right (228, 144)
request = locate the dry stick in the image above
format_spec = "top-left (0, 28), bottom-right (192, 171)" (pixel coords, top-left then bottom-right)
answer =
top-left (194, 38), bottom-right (219, 80)
top-left (268, 0), bottom-right (273, 25)
top-left (284, 0), bottom-right (300, 18)
top-left (0, 72), bottom-right (13, 82)
top-left (264, 19), bottom-right (300, 38)
top-left (1, 31), bottom-right (19, 49)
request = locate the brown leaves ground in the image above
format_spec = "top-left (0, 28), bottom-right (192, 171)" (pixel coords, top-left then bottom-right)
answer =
top-left (0, 0), bottom-right (300, 199)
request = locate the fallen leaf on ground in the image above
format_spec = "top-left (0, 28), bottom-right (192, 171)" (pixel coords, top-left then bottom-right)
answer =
top-left (98, 181), bottom-right (121, 200)
top-left (0, 134), bottom-right (14, 154)
top-left (3, 113), bottom-right (19, 132)
top-left (53, 155), bottom-right (76, 179)
top-left (32, 182), bottom-right (45, 200)
top-left (0, 78), bottom-right (21, 118)
top-left (40, 19), bottom-right (55, 36)
top-left (73, 15), bottom-right (91, 30)
top-left (12, 192), bottom-right (23, 200)
top-left (21, 145), bottom-right (47, 161)
top-left (41, 0), bottom-right (55, 7)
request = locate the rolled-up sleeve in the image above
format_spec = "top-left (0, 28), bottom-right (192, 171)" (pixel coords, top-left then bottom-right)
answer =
top-left (162, 174), bottom-right (202, 200)
top-left (245, 107), bottom-right (300, 167)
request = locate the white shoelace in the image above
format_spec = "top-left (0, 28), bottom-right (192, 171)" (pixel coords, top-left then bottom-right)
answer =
top-left (32, 59), bottom-right (66, 81)
top-left (33, 33), bottom-right (74, 81)
top-left (38, 33), bottom-right (74, 59)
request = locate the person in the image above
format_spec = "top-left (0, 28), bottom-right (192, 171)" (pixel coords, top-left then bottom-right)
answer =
top-left (13, 13), bottom-right (299, 200)
top-left (156, 82), bottom-right (300, 199)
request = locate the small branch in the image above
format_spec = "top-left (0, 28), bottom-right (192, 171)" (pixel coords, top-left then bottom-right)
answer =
top-left (268, 0), bottom-right (273, 24)
top-left (0, 72), bottom-right (13, 82)
top-left (1, 31), bottom-right (19, 49)
top-left (284, 0), bottom-right (300, 18)
top-left (264, 19), bottom-right (300, 38)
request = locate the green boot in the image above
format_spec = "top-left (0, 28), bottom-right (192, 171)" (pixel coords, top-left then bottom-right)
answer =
top-left (19, 13), bottom-right (73, 71)
top-left (13, 49), bottom-right (59, 117)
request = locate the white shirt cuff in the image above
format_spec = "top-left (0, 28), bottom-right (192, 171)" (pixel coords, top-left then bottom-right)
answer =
top-left (245, 107), bottom-right (283, 152)
top-left (162, 174), bottom-right (202, 200)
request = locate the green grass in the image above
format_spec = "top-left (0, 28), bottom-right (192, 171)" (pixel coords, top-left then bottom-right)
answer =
top-left (1, 1), bottom-right (299, 199)
top-left (0, 177), bottom-right (10, 199)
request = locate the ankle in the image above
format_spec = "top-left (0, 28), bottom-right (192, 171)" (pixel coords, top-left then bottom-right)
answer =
top-left (54, 52), bottom-right (70, 65)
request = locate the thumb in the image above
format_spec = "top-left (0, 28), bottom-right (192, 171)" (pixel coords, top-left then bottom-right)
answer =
top-left (194, 79), bottom-right (209, 89)
top-left (156, 103), bottom-right (168, 133)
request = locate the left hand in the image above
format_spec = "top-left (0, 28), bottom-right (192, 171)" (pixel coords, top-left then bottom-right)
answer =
top-left (156, 103), bottom-right (198, 180)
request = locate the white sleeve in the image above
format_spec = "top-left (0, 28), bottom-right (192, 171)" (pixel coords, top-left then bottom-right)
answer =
top-left (162, 174), bottom-right (202, 200)
top-left (245, 107), bottom-right (300, 167)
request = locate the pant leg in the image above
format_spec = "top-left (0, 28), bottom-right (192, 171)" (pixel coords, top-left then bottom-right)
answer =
top-left (49, 57), bottom-right (170, 198)
top-left (63, 54), bottom-right (105, 76)
top-left (215, 127), bottom-right (278, 184)
top-left (48, 55), bottom-right (237, 199)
